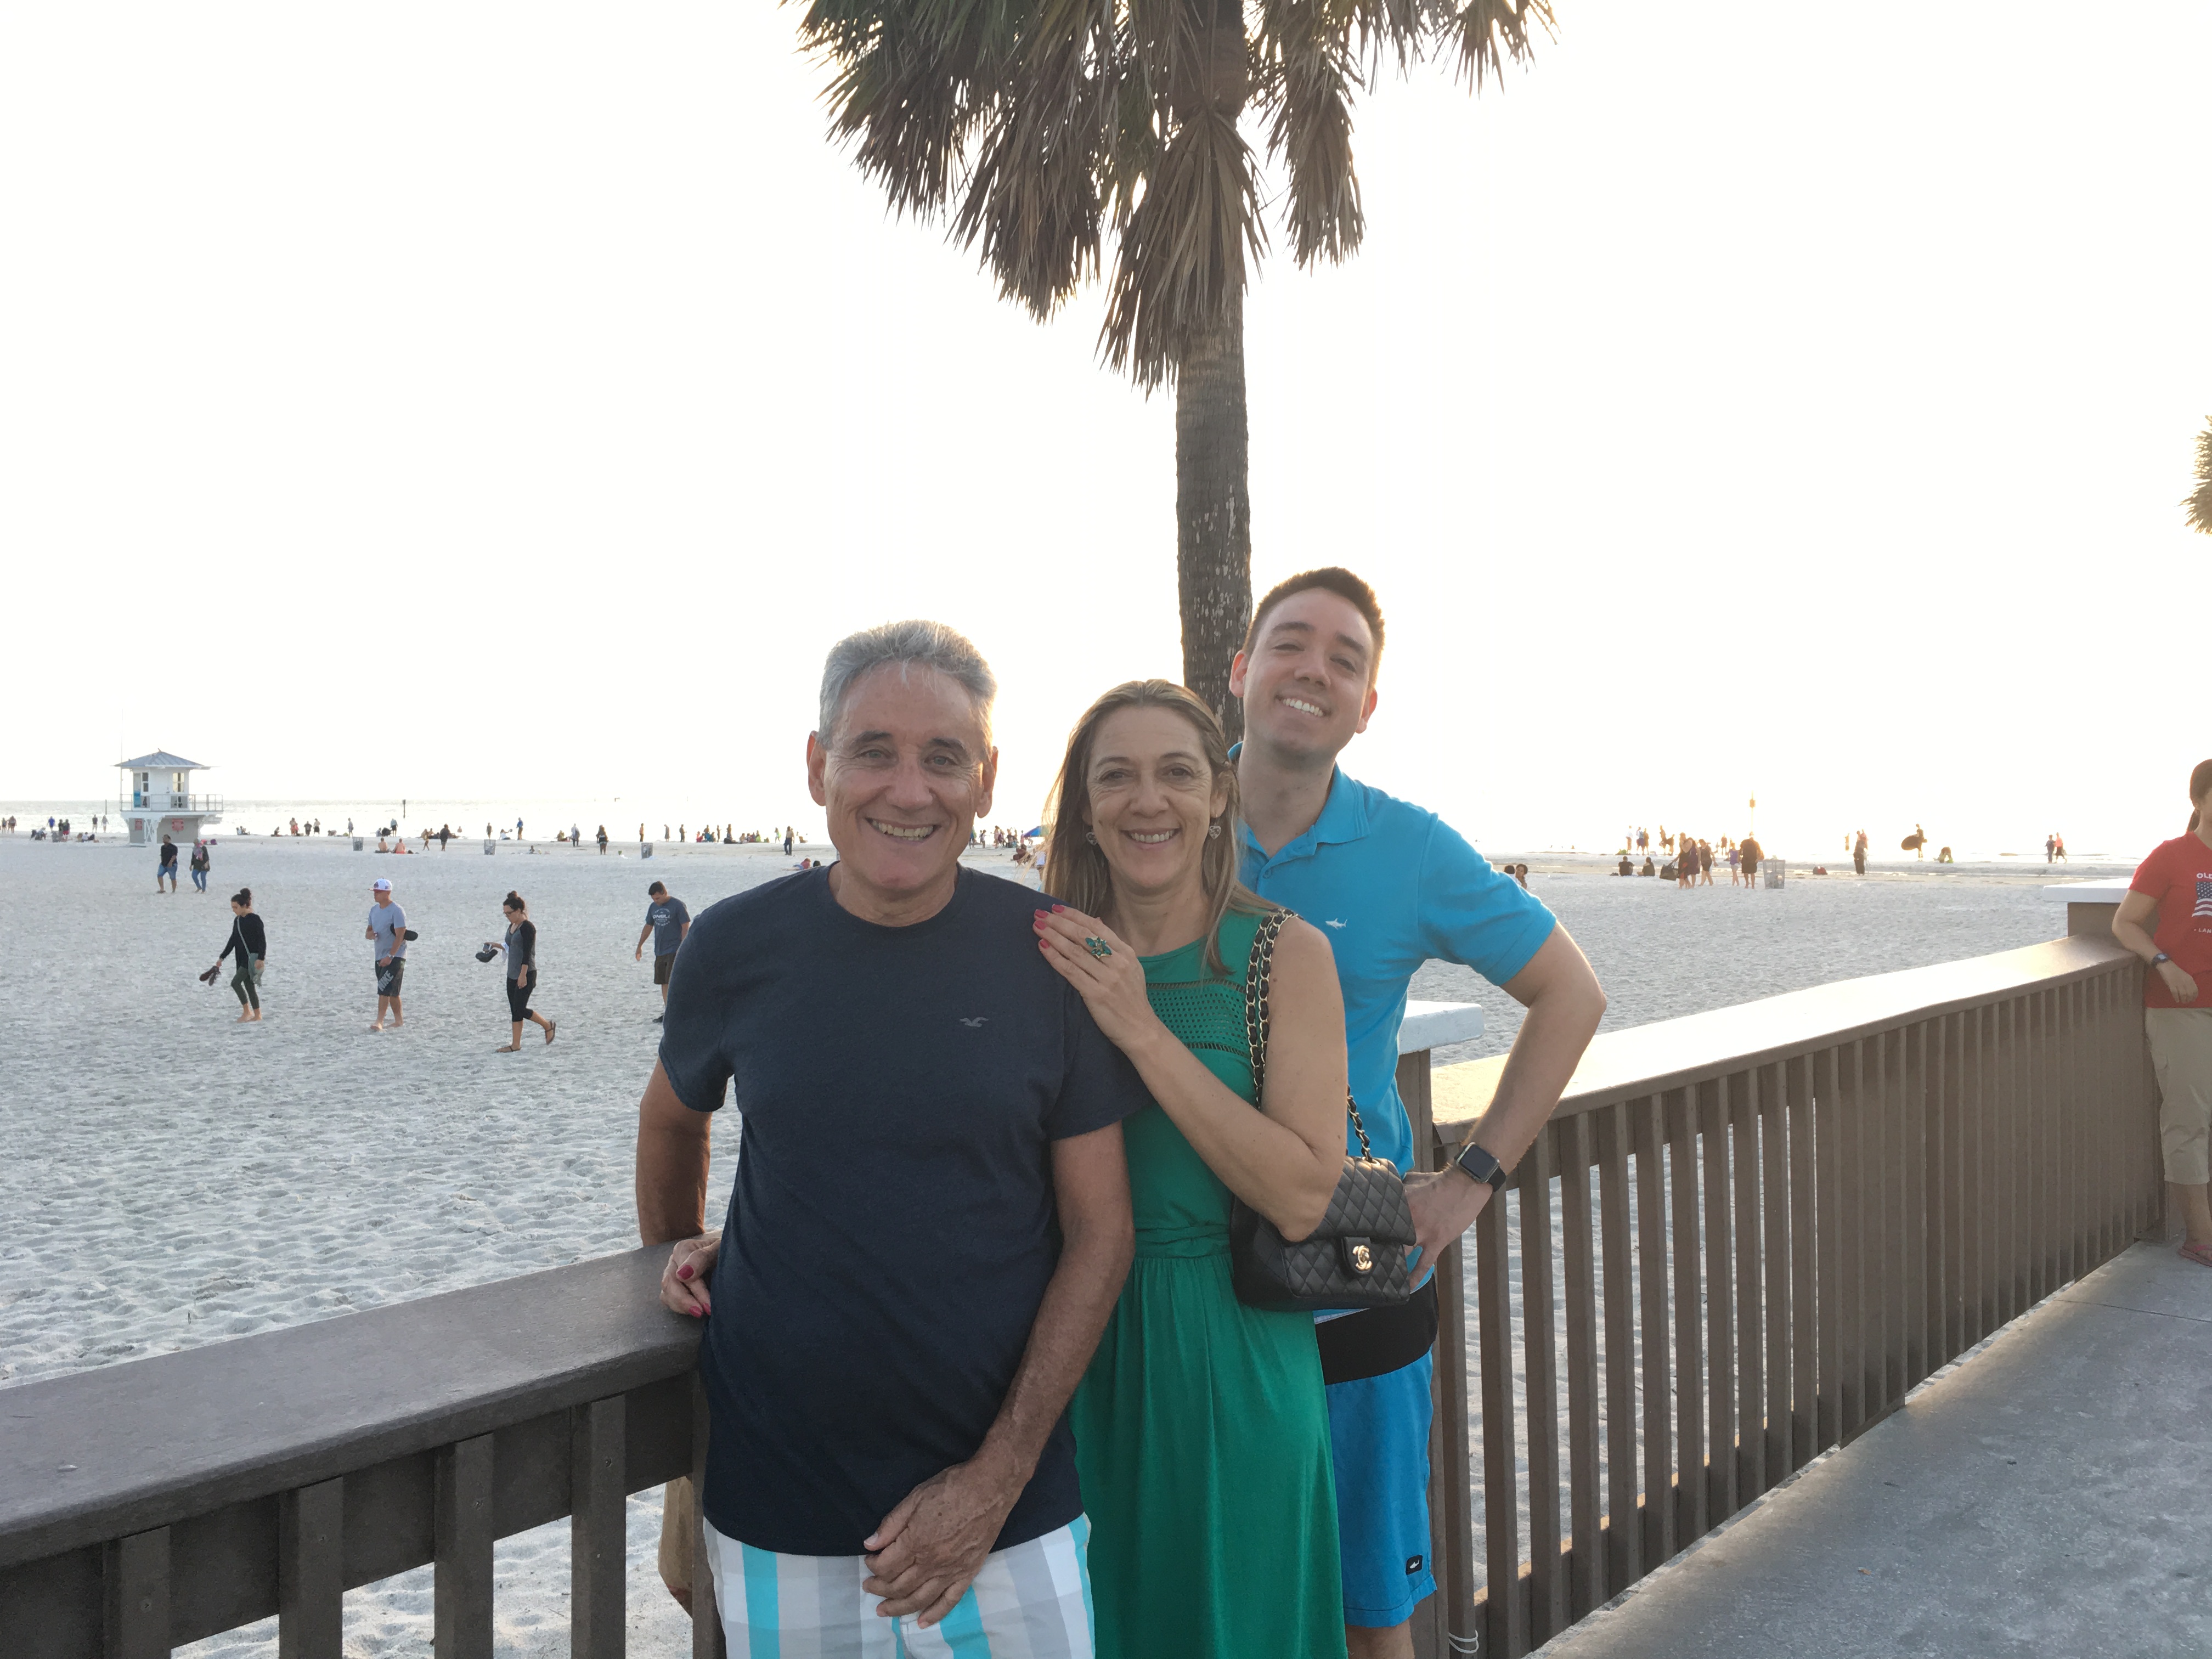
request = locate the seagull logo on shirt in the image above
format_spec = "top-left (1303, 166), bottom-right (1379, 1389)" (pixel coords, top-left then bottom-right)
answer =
top-left (960, 1017), bottom-right (989, 1028)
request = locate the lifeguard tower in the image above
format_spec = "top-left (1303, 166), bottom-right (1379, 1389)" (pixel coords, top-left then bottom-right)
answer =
top-left (119, 751), bottom-right (223, 847)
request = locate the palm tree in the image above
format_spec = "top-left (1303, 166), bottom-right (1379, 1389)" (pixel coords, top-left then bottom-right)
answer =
top-left (797, 0), bottom-right (1551, 736)
top-left (2187, 417), bottom-right (2212, 536)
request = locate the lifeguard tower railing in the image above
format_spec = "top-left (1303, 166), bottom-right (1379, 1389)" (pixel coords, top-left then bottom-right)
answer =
top-left (0, 931), bottom-right (2162, 1659)
top-left (123, 794), bottom-right (222, 815)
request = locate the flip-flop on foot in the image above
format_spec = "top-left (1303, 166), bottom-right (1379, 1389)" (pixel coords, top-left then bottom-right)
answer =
top-left (2180, 1242), bottom-right (2212, 1269)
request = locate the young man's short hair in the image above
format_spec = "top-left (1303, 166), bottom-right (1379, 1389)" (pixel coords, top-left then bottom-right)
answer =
top-left (1242, 566), bottom-right (1386, 684)
top-left (648, 881), bottom-right (667, 897)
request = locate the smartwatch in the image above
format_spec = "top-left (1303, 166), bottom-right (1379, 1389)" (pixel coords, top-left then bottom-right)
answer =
top-left (2152, 952), bottom-right (2171, 967)
top-left (1450, 1141), bottom-right (1513, 1192)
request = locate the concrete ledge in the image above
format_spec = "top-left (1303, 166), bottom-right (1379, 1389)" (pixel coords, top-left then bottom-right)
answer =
top-left (2041, 879), bottom-right (2134, 902)
top-left (1401, 1000), bottom-right (1483, 1054)
top-left (1533, 1243), bottom-right (2212, 1659)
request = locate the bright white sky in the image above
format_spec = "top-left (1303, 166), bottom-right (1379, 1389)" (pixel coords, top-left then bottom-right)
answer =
top-left (5, 3), bottom-right (2207, 859)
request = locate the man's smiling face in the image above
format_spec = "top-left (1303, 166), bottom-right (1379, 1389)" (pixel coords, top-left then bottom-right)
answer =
top-left (808, 663), bottom-right (996, 915)
top-left (1229, 586), bottom-right (1379, 768)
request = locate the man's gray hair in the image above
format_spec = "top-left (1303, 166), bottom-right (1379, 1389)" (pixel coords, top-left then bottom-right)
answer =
top-left (817, 620), bottom-right (997, 746)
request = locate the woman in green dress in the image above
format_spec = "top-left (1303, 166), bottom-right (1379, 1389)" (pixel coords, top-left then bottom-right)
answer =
top-left (1035, 679), bottom-right (1352, 1659)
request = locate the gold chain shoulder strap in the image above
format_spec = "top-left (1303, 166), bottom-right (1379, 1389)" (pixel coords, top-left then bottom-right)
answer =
top-left (1240, 908), bottom-right (1375, 1159)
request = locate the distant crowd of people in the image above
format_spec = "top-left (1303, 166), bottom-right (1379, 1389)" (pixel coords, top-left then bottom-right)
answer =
top-left (1618, 826), bottom-right (1766, 889)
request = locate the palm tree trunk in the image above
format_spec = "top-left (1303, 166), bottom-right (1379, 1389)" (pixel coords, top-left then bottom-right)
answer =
top-left (1175, 284), bottom-right (1250, 743)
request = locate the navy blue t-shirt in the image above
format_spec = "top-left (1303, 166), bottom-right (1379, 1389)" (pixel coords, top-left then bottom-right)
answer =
top-left (657, 864), bottom-right (1146, 1556)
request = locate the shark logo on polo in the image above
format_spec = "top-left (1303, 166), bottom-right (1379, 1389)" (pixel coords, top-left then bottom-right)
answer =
top-left (1324, 919), bottom-right (1348, 929)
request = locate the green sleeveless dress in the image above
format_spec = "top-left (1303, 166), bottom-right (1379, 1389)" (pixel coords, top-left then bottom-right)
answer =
top-left (1071, 908), bottom-right (1347, 1659)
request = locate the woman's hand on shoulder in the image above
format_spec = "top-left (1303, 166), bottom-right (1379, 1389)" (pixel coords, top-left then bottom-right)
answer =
top-left (1032, 904), bottom-right (1161, 1056)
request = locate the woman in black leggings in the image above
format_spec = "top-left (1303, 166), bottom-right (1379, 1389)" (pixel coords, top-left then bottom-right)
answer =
top-left (492, 891), bottom-right (555, 1051)
top-left (212, 889), bottom-right (266, 1022)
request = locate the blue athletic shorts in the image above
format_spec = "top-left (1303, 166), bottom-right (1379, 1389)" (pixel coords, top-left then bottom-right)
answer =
top-left (1326, 1351), bottom-right (1435, 1628)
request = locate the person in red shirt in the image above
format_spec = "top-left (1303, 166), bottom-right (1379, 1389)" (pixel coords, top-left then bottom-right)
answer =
top-left (2112, 758), bottom-right (2212, 1267)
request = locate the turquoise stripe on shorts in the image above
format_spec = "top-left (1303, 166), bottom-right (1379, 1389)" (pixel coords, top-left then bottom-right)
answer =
top-left (704, 1516), bottom-right (1094, 1659)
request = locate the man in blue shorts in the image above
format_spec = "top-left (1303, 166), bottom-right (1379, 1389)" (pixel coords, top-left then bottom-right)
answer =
top-left (1230, 568), bottom-right (1606, 1657)
top-left (635, 620), bottom-right (1143, 1656)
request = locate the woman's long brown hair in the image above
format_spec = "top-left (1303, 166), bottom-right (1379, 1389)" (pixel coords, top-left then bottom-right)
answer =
top-left (1042, 679), bottom-right (1267, 974)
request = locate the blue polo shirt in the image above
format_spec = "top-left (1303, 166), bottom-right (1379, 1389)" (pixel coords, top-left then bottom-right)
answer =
top-left (1237, 766), bottom-right (1555, 1176)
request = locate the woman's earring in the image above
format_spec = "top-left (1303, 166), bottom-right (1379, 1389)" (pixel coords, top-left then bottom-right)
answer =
top-left (1207, 823), bottom-right (1222, 839)
top-left (1085, 831), bottom-right (1097, 845)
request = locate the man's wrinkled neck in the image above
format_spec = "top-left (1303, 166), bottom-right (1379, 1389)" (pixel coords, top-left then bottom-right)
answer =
top-left (826, 860), bottom-right (960, 928)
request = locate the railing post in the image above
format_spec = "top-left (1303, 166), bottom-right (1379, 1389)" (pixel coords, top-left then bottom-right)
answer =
top-left (435, 1435), bottom-right (495, 1659)
top-left (572, 1397), bottom-right (627, 1659)
top-left (1400, 1049), bottom-right (1476, 1659)
top-left (103, 1526), bottom-right (171, 1659)
top-left (690, 1375), bottom-right (728, 1659)
top-left (278, 1477), bottom-right (345, 1659)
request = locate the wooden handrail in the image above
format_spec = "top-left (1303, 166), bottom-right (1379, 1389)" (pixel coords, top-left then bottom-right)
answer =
top-left (0, 939), bottom-right (2164, 1659)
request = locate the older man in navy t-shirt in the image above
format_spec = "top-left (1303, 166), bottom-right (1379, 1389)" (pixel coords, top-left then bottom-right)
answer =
top-left (636, 620), bottom-right (1141, 1658)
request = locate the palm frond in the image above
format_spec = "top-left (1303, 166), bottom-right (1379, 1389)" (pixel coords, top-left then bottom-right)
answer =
top-left (1254, 0), bottom-right (1367, 267)
top-left (1444, 0), bottom-right (1554, 89)
top-left (1099, 101), bottom-right (1266, 387)
top-left (2187, 417), bottom-right (2212, 536)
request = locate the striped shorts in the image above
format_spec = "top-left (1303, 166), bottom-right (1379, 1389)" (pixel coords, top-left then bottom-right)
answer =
top-left (703, 1515), bottom-right (1094, 1658)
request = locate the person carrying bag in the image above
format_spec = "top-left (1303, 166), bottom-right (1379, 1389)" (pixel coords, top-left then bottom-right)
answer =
top-left (210, 889), bottom-right (266, 1023)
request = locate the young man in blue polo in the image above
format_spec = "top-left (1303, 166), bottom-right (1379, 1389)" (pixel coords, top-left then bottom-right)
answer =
top-left (1230, 567), bottom-right (1606, 1657)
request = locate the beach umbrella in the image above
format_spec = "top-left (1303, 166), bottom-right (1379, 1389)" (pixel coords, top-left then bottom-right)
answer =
top-left (1025, 826), bottom-right (1046, 839)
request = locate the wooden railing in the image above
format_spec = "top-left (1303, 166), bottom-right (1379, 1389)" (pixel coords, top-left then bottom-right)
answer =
top-left (1398, 932), bottom-right (2163, 1659)
top-left (0, 943), bottom-right (2163, 1658)
top-left (0, 1250), bottom-right (705, 1659)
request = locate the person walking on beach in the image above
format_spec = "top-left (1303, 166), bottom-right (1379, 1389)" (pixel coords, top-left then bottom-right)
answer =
top-left (1727, 843), bottom-right (1741, 885)
top-left (2046, 833), bottom-right (2057, 865)
top-left (492, 891), bottom-right (554, 1050)
top-left (157, 833), bottom-right (179, 893)
top-left (1740, 833), bottom-right (1764, 889)
top-left (597, 824), bottom-right (608, 854)
top-left (783, 826), bottom-right (795, 857)
top-left (1038, 681), bottom-right (1354, 1659)
top-left (366, 877), bottom-right (407, 1032)
top-left (189, 839), bottom-right (211, 893)
top-left (1853, 829), bottom-right (1869, 876)
top-left (2112, 759), bottom-right (2212, 1270)
top-left (1698, 839), bottom-right (1716, 887)
top-left (637, 620), bottom-right (1143, 1652)
top-left (1228, 569), bottom-right (1605, 1657)
top-left (210, 888), bottom-right (266, 1022)
top-left (635, 881), bottom-right (691, 1023)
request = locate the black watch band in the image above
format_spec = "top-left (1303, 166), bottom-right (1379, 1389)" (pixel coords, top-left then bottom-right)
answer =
top-left (1451, 1141), bottom-right (1512, 1192)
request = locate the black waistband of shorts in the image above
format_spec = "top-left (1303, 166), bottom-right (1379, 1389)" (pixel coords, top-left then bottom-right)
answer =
top-left (1317, 1276), bottom-right (1438, 1387)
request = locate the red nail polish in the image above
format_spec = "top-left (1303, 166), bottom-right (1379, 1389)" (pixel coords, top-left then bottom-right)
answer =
top-left (1051, 904), bottom-right (1066, 913)
top-left (677, 1265), bottom-right (692, 1279)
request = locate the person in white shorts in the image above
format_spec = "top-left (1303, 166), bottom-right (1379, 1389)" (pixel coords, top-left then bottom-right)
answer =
top-left (635, 621), bottom-right (1144, 1655)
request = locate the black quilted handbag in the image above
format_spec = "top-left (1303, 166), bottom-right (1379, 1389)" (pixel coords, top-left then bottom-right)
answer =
top-left (1227, 909), bottom-right (1416, 1312)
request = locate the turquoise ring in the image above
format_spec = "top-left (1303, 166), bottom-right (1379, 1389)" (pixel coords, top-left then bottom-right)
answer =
top-left (1085, 936), bottom-right (1113, 960)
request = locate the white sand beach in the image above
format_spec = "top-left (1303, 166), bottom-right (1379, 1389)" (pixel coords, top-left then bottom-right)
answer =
top-left (0, 832), bottom-right (2121, 1655)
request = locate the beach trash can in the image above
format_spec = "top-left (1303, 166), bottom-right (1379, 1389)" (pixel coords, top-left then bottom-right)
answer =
top-left (483, 838), bottom-right (495, 854)
top-left (1764, 859), bottom-right (1786, 889)
top-left (641, 843), bottom-right (654, 859)
top-left (353, 837), bottom-right (364, 850)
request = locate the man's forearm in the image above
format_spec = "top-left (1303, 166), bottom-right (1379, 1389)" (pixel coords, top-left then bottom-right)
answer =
top-left (635, 1117), bottom-right (710, 1245)
top-left (973, 1212), bottom-right (1131, 1483)
top-left (1467, 982), bottom-right (1605, 1170)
